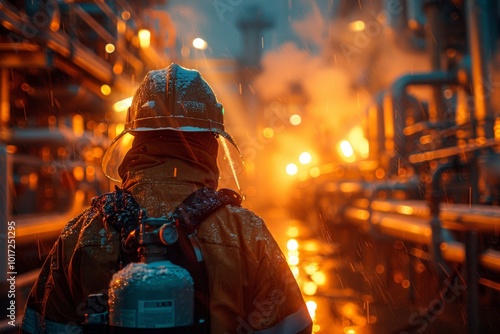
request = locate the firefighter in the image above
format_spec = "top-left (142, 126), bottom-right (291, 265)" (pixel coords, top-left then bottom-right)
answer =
top-left (20, 63), bottom-right (312, 333)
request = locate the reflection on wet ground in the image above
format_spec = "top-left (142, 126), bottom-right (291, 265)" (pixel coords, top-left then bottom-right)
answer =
top-left (263, 207), bottom-right (358, 333)
top-left (261, 207), bottom-right (500, 334)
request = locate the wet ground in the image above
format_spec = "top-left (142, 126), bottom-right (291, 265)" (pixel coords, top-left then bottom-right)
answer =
top-left (260, 206), bottom-right (500, 334)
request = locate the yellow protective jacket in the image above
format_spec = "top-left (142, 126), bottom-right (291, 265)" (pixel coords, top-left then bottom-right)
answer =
top-left (21, 160), bottom-right (312, 333)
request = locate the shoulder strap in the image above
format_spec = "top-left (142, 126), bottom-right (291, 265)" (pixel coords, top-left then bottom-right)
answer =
top-left (92, 187), bottom-right (241, 232)
top-left (173, 187), bottom-right (242, 232)
top-left (91, 186), bottom-right (241, 255)
top-left (167, 187), bottom-right (241, 331)
top-left (91, 186), bottom-right (141, 240)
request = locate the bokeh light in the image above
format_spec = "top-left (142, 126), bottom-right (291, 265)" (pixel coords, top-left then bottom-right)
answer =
top-left (286, 163), bottom-right (298, 175)
top-left (193, 37), bottom-right (208, 50)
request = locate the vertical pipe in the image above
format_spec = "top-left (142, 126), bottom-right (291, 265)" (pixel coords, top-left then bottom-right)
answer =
top-left (0, 69), bottom-right (9, 282)
top-left (0, 144), bottom-right (9, 282)
top-left (465, 230), bottom-right (479, 334)
top-left (0, 68), bottom-right (9, 128)
top-left (407, 0), bottom-right (427, 31)
top-left (376, 94), bottom-right (386, 161)
top-left (466, 0), bottom-right (494, 139)
top-left (423, 1), bottom-right (445, 122)
top-left (465, 2), bottom-right (489, 330)
top-left (429, 161), bottom-right (455, 278)
top-left (408, 243), bottom-right (416, 304)
top-left (390, 72), bottom-right (458, 174)
top-left (367, 93), bottom-right (386, 161)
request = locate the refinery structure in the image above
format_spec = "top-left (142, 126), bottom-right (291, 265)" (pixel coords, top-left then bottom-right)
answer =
top-left (1, 0), bottom-right (500, 333)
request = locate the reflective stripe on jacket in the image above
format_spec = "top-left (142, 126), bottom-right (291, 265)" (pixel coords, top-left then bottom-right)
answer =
top-left (21, 160), bottom-right (312, 333)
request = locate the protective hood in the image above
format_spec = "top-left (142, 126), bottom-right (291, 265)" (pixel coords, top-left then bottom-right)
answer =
top-left (102, 63), bottom-right (242, 184)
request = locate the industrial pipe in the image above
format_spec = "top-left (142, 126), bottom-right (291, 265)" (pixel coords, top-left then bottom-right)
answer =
top-left (423, 0), bottom-right (446, 120)
top-left (466, 230), bottom-right (480, 334)
top-left (0, 144), bottom-right (11, 282)
top-left (0, 128), bottom-right (108, 147)
top-left (428, 161), bottom-right (462, 278)
top-left (0, 3), bottom-right (134, 95)
top-left (366, 92), bottom-right (386, 161)
top-left (390, 71), bottom-right (459, 173)
top-left (368, 91), bottom-right (428, 169)
top-left (15, 189), bottom-right (87, 245)
top-left (369, 199), bottom-right (500, 231)
top-left (353, 192), bottom-right (500, 272)
top-left (466, 0), bottom-right (495, 140)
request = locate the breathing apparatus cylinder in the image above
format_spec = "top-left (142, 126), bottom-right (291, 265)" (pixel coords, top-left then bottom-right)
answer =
top-left (107, 215), bottom-right (195, 331)
top-left (108, 261), bottom-right (194, 329)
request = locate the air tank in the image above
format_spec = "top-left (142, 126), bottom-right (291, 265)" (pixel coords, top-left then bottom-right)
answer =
top-left (108, 260), bottom-right (194, 329)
